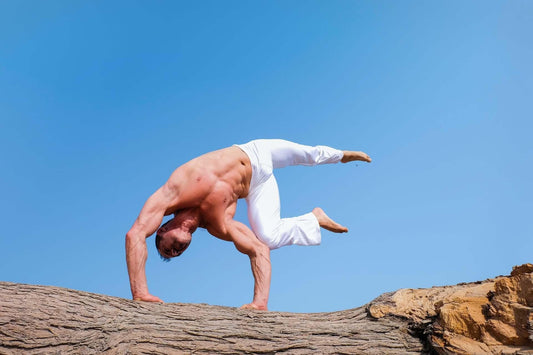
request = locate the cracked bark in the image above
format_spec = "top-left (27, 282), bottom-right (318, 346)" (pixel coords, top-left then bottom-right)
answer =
top-left (1, 264), bottom-right (531, 354)
top-left (0, 282), bottom-right (425, 354)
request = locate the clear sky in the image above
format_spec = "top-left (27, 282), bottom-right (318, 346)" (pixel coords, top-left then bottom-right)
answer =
top-left (1, 1), bottom-right (531, 313)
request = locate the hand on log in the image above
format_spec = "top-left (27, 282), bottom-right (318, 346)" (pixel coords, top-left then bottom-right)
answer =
top-left (133, 293), bottom-right (164, 303)
top-left (240, 303), bottom-right (267, 311)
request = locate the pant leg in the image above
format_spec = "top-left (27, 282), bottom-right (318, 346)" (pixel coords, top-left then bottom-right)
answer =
top-left (246, 173), bottom-right (321, 250)
top-left (253, 139), bottom-right (344, 169)
top-left (240, 139), bottom-right (343, 250)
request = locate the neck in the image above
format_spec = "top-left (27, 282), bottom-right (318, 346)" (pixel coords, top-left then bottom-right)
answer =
top-left (180, 208), bottom-right (201, 232)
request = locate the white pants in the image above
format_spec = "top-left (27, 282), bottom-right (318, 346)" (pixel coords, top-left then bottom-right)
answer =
top-left (235, 139), bottom-right (344, 250)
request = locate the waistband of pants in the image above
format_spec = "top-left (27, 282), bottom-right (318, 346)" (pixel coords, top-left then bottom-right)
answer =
top-left (234, 142), bottom-right (271, 192)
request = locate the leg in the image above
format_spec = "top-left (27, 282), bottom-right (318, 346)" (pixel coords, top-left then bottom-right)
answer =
top-left (238, 139), bottom-right (371, 170)
top-left (312, 207), bottom-right (348, 233)
top-left (252, 139), bottom-right (345, 169)
top-left (239, 139), bottom-right (360, 249)
top-left (246, 174), bottom-right (322, 250)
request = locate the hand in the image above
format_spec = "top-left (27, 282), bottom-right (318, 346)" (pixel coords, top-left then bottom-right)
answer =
top-left (240, 303), bottom-right (268, 311)
top-left (133, 294), bottom-right (164, 303)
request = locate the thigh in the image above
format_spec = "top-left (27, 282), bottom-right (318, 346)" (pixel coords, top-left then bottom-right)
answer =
top-left (246, 174), bottom-right (281, 239)
top-left (257, 139), bottom-right (313, 169)
top-left (259, 139), bottom-right (334, 169)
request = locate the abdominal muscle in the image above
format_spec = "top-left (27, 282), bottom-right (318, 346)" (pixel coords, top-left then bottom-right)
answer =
top-left (165, 146), bottom-right (251, 220)
top-left (196, 146), bottom-right (252, 199)
top-left (197, 147), bottom-right (251, 237)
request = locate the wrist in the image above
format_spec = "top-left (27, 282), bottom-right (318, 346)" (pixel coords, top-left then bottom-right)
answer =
top-left (242, 302), bottom-right (268, 311)
top-left (132, 288), bottom-right (150, 299)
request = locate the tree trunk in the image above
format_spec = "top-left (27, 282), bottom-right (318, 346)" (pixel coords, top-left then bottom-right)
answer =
top-left (1, 264), bottom-right (532, 354)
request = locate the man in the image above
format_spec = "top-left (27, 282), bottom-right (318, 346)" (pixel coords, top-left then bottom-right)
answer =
top-left (126, 139), bottom-right (371, 310)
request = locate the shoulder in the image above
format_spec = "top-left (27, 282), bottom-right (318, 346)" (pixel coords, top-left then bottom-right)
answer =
top-left (203, 211), bottom-right (240, 242)
top-left (206, 222), bottom-right (231, 242)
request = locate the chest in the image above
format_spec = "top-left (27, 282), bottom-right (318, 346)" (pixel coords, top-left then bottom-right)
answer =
top-left (199, 187), bottom-right (237, 233)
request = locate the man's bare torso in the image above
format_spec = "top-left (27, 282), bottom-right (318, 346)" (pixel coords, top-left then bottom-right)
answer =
top-left (163, 146), bottom-right (252, 238)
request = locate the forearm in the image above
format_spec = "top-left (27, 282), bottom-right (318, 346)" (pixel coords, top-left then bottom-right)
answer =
top-left (249, 247), bottom-right (271, 308)
top-left (228, 220), bottom-right (272, 309)
top-left (125, 231), bottom-right (150, 298)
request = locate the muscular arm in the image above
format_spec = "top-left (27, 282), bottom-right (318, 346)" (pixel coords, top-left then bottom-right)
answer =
top-left (125, 184), bottom-right (175, 302)
top-left (225, 220), bottom-right (271, 310)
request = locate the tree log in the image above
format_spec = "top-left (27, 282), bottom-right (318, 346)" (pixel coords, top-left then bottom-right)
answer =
top-left (1, 264), bottom-right (532, 354)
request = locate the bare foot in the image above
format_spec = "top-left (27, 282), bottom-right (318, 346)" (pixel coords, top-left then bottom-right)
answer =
top-left (341, 151), bottom-right (371, 163)
top-left (312, 207), bottom-right (348, 233)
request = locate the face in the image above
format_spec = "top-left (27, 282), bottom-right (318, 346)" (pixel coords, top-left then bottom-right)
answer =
top-left (157, 217), bottom-right (193, 259)
top-left (158, 235), bottom-right (190, 259)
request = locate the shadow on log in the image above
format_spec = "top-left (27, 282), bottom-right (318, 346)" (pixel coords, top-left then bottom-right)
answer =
top-left (1, 264), bottom-right (532, 354)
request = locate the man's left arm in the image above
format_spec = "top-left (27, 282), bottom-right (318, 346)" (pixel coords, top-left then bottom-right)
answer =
top-left (225, 220), bottom-right (271, 311)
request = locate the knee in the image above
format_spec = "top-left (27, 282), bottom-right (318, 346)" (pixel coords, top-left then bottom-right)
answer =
top-left (254, 225), bottom-right (269, 240)
top-left (254, 225), bottom-right (280, 250)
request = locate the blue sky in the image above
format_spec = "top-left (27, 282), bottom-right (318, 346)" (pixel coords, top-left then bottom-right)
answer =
top-left (1, 1), bottom-right (531, 313)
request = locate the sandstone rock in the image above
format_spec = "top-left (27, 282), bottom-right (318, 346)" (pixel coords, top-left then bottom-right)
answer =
top-left (368, 263), bottom-right (533, 354)
top-left (512, 264), bottom-right (533, 277)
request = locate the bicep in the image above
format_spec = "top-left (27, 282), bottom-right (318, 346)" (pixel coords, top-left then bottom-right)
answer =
top-left (226, 220), bottom-right (264, 256)
top-left (132, 186), bottom-right (173, 237)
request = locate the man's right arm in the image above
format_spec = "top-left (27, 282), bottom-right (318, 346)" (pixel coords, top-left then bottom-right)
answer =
top-left (125, 185), bottom-right (175, 302)
top-left (224, 219), bottom-right (271, 311)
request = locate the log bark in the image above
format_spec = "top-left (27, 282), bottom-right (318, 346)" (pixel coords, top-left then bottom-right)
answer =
top-left (1, 264), bottom-right (532, 354)
top-left (0, 283), bottom-right (424, 354)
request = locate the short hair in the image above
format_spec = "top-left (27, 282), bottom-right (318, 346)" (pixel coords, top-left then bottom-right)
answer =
top-left (155, 220), bottom-right (172, 262)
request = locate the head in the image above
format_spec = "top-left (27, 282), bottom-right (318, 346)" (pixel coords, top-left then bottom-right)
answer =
top-left (155, 208), bottom-right (199, 261)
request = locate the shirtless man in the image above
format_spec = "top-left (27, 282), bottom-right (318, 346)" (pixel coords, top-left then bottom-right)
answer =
top-left (125, 139), bottom-right (371, 310)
